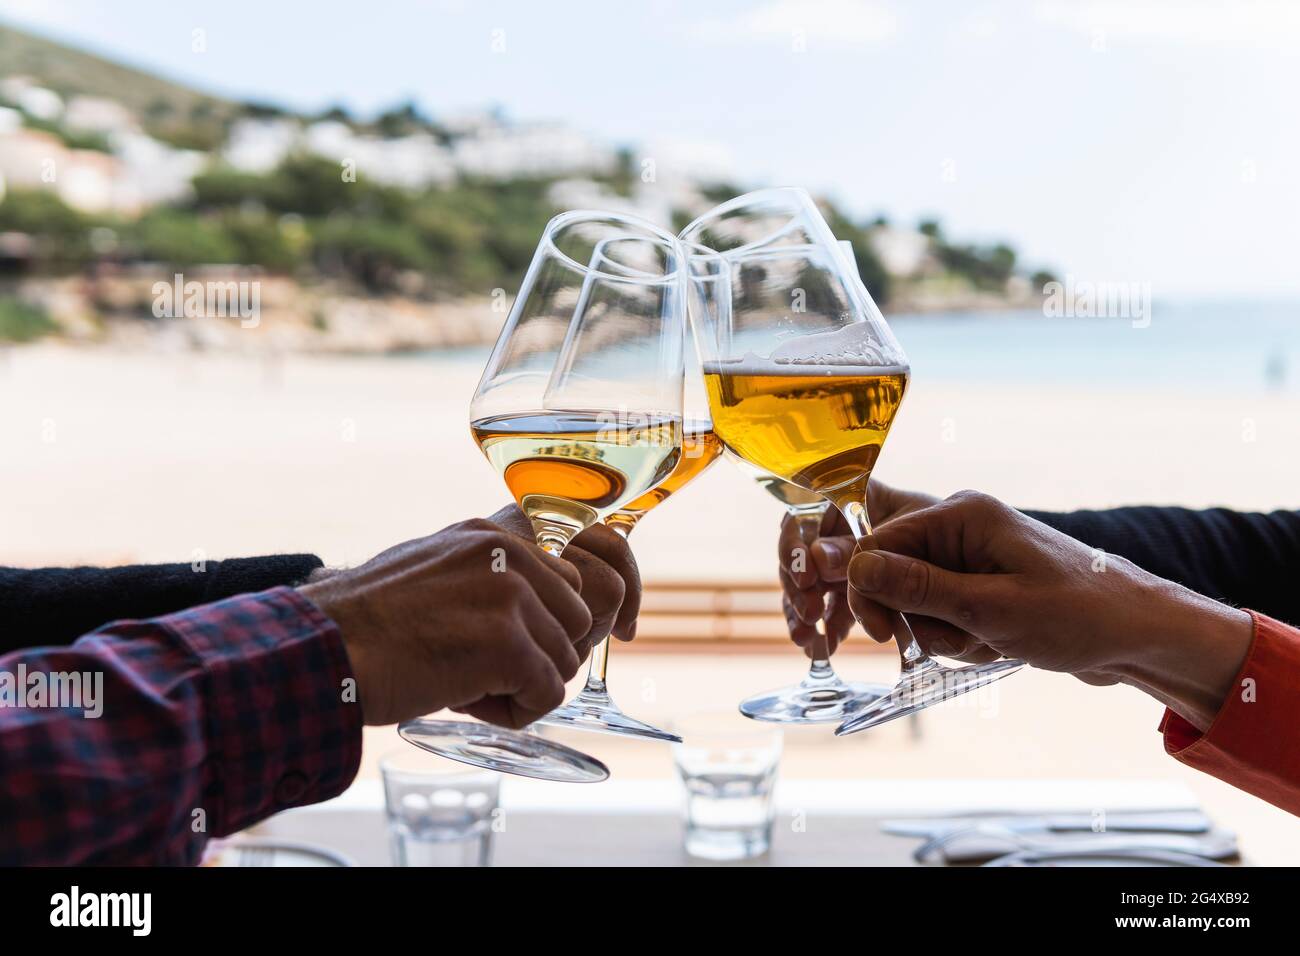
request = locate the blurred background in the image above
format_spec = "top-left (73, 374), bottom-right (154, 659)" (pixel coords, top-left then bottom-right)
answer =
top-left (1, 0), bottom-right (1298, 861)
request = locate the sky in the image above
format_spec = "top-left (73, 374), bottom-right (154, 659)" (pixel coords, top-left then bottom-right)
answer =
top-left (2, 0), bottom-right (1298, 298)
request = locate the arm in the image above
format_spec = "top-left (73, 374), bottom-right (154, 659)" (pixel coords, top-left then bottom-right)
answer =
top-left (0, 554), bottom-right (325, 654)
top-left (1023, 506), bottom-right (1300, 625)
top-left (0, 512), bottom-right (631, 864)
top-left (0, 509), bottom-right (640, 864)
top-left (847, 491), bottom-right (1300, 817)
top-left (782, 488), bottom-right (1300, 650)
top-left (0, 587), bottom-right (362, 865)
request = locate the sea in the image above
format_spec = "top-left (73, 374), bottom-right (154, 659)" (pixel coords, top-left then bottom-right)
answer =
top-left (423, 299), bottom-right (1300, 393)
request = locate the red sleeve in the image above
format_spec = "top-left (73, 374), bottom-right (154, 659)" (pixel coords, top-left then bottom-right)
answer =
top-left (1160, 610), bottom-right (1300, 816)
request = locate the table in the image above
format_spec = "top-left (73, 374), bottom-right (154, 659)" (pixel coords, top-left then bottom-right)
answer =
top-left (251, 778), bottom-right (1207, 867)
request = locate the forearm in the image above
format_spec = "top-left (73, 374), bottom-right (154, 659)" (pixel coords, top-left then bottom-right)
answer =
top-left (0, 587), bottom-right (361, 865)
top-left (1112, 576), bottom-right (1253, 732)
top-left (0, 554), bottom-right (325, 653)
top-left (1024, 506), bottom-right (1300, 624)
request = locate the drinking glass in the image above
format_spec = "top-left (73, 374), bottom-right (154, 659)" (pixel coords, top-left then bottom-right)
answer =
top-left (725, 242), bottom-right (889, 723)
top-left (538, 242), bottom-right (727, 741)
top-left (400, 210), bottom-right (687, 781)
top-left (672, 714), bottom-right (782, 861)
top-left (730, 459), bottom-right (891, 722)
top-left (682, 188), bottom-right (1023, 735)
top-left (381, 750), bottom-right (500, 866)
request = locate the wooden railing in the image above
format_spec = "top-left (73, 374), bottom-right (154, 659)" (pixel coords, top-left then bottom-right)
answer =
top-left (625, 580), bottom-right (889, 653)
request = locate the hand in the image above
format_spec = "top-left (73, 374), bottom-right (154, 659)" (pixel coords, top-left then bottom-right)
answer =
top-left (485, 504), bottom-right (641, 651)
top-left (300, 518), bottom-right (593, 728)
top-left (779, 479), bottom-right (939, 655)
top-left (845, 490), bottom-right (1253, 731)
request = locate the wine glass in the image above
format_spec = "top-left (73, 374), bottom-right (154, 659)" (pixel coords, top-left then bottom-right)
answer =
top-left (536, 241), bottom-right (727, 741)
top-left (724, 241), bottom-right (889, 723)
top-left (400, 211), bottom-right (687, 781)
top-left (682, 188), bottom-right (1024, 735)
top-left (729, 458), bottom-right (891, 722)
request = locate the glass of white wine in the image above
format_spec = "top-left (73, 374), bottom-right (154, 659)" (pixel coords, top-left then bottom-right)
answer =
top-left (399, 211), bottom-right (687, 782)
top-left (537, 241), bottom-right (727, 741)
top-left (724, 243), bottom-right (889, 723)
top-left (682, 188), bottom-right (1024, 735)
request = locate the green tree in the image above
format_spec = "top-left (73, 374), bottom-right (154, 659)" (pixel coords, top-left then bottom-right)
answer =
top-left (311, 216), bottom-right (431, 291)
top-left (0, 298), bottom-right (57, 342)
top-left (0, 188), bottom-right (93, 262)
top-left (131, 210), bottom-right (241, 265)
top-left (822, 202), bottom-right (893, 305)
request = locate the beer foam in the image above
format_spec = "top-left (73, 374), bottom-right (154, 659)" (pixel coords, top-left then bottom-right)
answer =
top-left (704, 324), bottom-right (910, 376)
top-left (704, 358), bottom-right (910, 377)
top-left (768, 323), bottom-right (907, 367)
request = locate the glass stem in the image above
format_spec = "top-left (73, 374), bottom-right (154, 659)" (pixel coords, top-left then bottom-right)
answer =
top-left (791, 506), bottom-right (839, 684)
top-left (837, 498), bottom-right (931, 672)
top-left (584, 635), bottom-right (610, 694)
top-left (577, 520), bottom-right (632, 698)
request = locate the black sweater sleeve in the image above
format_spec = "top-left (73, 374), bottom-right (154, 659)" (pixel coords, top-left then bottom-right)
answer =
top-left (1023, 506), bottom-right (1300, 626)
top-left (0, 554), bottom-right (324, 654)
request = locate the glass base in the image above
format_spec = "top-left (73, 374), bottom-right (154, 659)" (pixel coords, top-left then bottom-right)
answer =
top-left (536, 688), bottom-right (681, 743)
top-left (739, 669), bottom-right (890, 724)
top-left (685, 823), bottom-right (772, 861)
top-left (398, 718), bottom-right (609, 783)
top-left (835, 657), bottom-right (1025, 736)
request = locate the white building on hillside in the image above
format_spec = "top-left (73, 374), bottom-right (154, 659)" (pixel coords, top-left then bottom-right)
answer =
top-left (452, 122), bottom-right (616, 179)
top-left (0, 76), bottom-right (63, 120)
top-left (63, 95), bottom-right (138, 135)
top-left (869, 226), bottom-right (933, 278)
top-left (304, 121), bottom-right (455, 187)
top-left (224, 117), bottom-right (299, 173)
top-left (113, 131), bottom-right (205, 208)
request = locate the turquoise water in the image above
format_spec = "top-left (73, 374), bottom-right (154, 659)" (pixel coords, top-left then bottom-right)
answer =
top-left (420, 299), bottom-right (1300, 392)
top-left (889, 300), bottom-right (1300, 390)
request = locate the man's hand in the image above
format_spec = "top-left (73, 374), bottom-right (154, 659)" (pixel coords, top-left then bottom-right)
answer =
top-left (486, 505), bottom-right (641, 651)
top-left (778, 479), bottom-right (938, 655)
top-left (300, 518), bottom-right (594, 728)
top-left (845, 490), bottom-right (1253, 731)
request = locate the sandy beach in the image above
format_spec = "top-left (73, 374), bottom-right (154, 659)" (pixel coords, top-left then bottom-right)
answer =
top-left (6, 343), bottom-right (1299, 572)
top-left (3, 343), bottom-right (1298, 861)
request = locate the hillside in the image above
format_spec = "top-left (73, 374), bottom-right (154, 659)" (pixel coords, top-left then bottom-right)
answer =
top-left (0, 22), bottom-right (237, 148)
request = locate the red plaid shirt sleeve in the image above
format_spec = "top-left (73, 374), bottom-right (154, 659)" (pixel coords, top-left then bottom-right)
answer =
top-left (0, 586), bottom-right (363, 865)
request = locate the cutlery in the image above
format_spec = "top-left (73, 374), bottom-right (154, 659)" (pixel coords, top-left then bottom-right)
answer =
top-left (917, 824), bottom-right (1237, 865)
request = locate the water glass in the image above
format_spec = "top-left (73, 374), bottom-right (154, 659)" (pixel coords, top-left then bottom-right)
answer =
top-left (672, 716), bottom-right (782, 861)
top-left (380, 750), bottom-right (501, 867)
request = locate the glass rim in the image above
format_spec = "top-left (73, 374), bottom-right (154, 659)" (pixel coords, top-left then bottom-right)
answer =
top-left (541, 209), bottom-right (685, 286)
top-left (678, 186), bottom-right (820, 256)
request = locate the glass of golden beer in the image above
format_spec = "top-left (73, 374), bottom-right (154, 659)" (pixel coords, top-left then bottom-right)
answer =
top-left (682, 188), bottom-right (1023, 734)
top-left (400, 211), bottom-right (687, 782)
top-left (535, 241), bottom-right (727, 741)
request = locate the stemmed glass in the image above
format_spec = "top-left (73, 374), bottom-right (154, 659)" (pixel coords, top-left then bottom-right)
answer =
top-left (725, 242), bottom-right (889, 723)
top-left (536, 242), bottom-right (727, 741)
top-left (682, 188), bottom-right (1023, 734)
top-left (730, 460), bottom-right (890, 722)
top-left (400, 211), bottom-right (687, 781)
